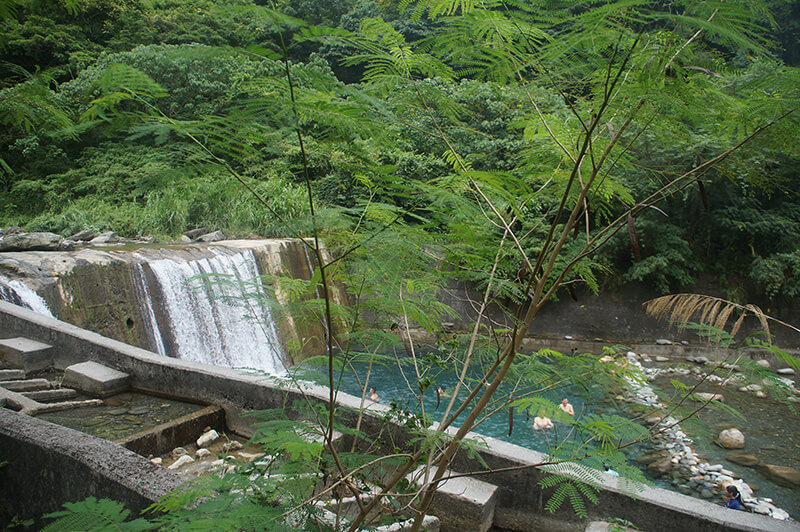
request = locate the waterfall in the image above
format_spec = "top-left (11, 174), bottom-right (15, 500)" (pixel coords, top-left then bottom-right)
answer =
top-left (143, 248), bottom-right (287, 375)
top-left (0, 276), bottom-right (54, 317)
top-left (131, 261), bottom-right (167, 357)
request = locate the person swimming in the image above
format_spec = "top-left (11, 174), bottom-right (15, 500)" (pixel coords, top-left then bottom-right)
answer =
top-left (559, 397), bottom-right (575, 416)
top-left (369, 387), bottom-right (379, 401)
top-left (533, 412), bottom-right (554, 430)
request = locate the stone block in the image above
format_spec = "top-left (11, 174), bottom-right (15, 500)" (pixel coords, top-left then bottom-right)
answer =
top-left (415, 469), bottom-right (498, 532)
top-left (62, 361), bottom-right (130, 397)
top-left (0, 337), bottom-right (53, 372)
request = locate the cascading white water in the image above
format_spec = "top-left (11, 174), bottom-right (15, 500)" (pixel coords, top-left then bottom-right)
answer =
top-left (131, 261), bottom-right (167, 357)
top-left (0, 276), bottom-right (54, 317)
top-left (144, 248), bottom-right (287, 375)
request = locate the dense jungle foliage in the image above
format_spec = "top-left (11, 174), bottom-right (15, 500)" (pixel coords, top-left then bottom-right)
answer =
top-left (4, 2), bottom-right (800, 531)
top-left (0, 0), bottom-right (799, 303)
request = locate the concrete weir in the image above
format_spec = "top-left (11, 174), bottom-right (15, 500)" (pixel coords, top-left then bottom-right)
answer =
top-left (0, 300), bottom-right (798, 532)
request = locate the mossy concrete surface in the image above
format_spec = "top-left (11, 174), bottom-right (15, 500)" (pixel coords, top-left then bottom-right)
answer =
top-left (0, 408), bottom-right (184, 529)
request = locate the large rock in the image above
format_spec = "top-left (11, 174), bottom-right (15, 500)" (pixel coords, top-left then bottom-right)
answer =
top-left (727, 454), bottom-right (759, 467)
top-left (68, 229), bottom-right (96, 241)
top-left (196, 230), bottom-right (225, 243)
top-left (756, 464), bottom-right (800, 487)
top-left (89, 231), bottom-right (120, 244)
top-left (716, 428), bottom-right (745, 449)
top-left (0, 232), bottom-right (62, 251)
top-left (647, 456), bottom-right (673, 476)
top-left (184, 227), bottom-right (208, 240)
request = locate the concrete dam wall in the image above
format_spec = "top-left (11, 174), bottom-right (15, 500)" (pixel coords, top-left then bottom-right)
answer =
top-left (0, 239), bottom-right (337, 370)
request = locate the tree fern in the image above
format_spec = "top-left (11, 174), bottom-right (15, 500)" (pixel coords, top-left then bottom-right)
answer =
top-left (41, 497), bottom-right (155, 532)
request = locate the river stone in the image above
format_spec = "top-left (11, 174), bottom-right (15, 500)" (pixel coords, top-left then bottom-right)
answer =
top-left (89, 231), bottom-right (120, 244)
top-left (184, 227), bottom-right (208, 240)
top-left (172, 447), bottom-right (188, 458)
top-left (695, 392), bottom-right (724, 402)
top-left (655, 356), bottom-right (669, 362)
top-left (699, 488), bottom-right (713, 498)
top-left (196, 448), bottom-right (212, 458)
top-left (68, 229), bottom-right (96, 241)
top-left (728, 454), bottom-right (759, 467)
top-left (756, 359), bottom-right (771, 369)
top-left (222, 440), bottom-right (243, 452)
top-left (0, 232), bottom-right (62, 251)
top-left (716, 428), bottom-right (745, 449)
top-left (777, 368), bottom-right (796, 375)
top-left (197, 429), bottom-right (220, 448)
top-left (756, 464), bottom-right (800, 487)
top-left (655, 339), bottom-right (672, 345)
top-left (647, 456), bottom-right (673, 476)
top-left (196, 230), bottom-right (225, 242)
top-left (169, 455), bottom-right (195, 470)
top-left (129, 405), bottom-right (149, 415)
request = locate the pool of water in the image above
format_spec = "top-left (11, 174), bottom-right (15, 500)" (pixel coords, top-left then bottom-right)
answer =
top-left (37, 392), bottom-right (204, 441)
top-left (314, 356), bottom-right (637, 457)
top-left (310, 355), bottom-right (799, 519)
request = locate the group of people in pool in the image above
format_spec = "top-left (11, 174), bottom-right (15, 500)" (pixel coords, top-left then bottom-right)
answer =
top-left (532, 397), bottom-right (575, 431)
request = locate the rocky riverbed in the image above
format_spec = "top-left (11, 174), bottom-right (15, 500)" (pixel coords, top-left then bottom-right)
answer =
top-left (618, 350), bottom-right (799, 520)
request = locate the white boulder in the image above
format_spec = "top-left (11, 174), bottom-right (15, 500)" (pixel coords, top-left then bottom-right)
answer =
top-left (717, 428), bottom-right (745, 449)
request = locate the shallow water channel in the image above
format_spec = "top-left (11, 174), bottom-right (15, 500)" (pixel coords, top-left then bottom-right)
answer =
top-left (37, 392), bottom-right (204, 441)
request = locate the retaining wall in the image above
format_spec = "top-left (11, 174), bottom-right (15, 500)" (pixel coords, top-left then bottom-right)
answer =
top-left (0, 301), bottom-right (797, 532)
top-left (0, 408), bottom-right (183, 528)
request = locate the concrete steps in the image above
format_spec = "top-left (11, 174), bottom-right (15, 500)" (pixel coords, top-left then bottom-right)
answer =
top-left (22, 388), bottom-right (79, 402)
top-left (0, 369), bottom-right (25, 381)
top-left (0, 337), bottom-right (53, 372)
top-left (62, 361), bottom-right (130, 397)
top-left (0, 337), bottom-right (128, 413)
top-left (1, 378), bottom-right (52, 392)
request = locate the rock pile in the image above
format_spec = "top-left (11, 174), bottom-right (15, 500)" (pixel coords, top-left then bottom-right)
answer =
top-left (621, 351), bottom-right (793, 520)
top-left (0, 228), bottom-right (153, 252)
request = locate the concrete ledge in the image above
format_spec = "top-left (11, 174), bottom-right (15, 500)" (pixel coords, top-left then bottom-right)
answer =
top-left (62, 361), bottom-right (130, 397)
top-left (119, 405), bottom-right (225, 458)
top-left (0, 408), bottom-right (184, 528)
top-left (421, 469), bottom-right (498, 532)
top-left (0, 337), bottom-right (53, 372)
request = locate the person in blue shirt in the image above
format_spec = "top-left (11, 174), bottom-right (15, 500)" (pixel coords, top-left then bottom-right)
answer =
top-left (724, 485), bottom-right (743, 510)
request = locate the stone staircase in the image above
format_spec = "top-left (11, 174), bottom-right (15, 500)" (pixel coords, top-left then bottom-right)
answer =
top-left (0, 336), bottom-right (126, 415)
